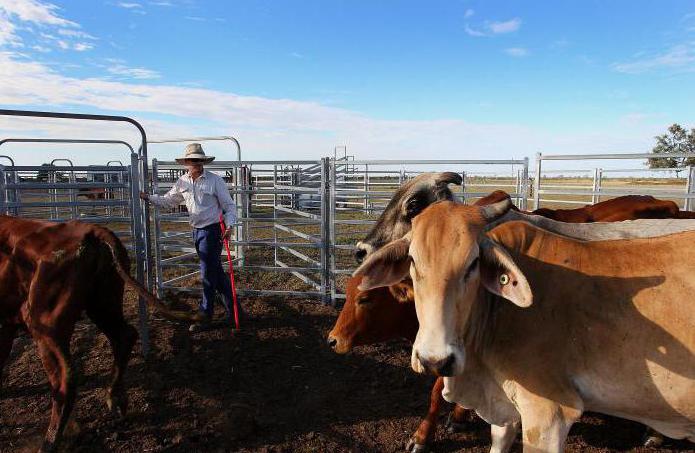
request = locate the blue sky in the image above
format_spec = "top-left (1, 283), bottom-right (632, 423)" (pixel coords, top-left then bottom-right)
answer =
top-left (0, 0), bottom-right (693, 166)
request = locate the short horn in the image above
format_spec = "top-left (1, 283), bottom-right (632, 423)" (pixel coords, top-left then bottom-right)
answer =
top-left (435, 172), bottom-right (463, 186)
top-left (480, 198), bottom-right (512, 221)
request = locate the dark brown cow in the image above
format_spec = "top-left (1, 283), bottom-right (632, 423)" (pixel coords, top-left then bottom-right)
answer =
top-left (0, 216), bottom-right (197, 453)
top-left (332, 191), bottom-right (692, 452)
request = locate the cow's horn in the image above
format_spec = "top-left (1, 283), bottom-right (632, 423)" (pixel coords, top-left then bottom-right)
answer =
top-left (480, 198), bottom-right (512, 221)
top-left (434, 172), bottom-right (463, 186)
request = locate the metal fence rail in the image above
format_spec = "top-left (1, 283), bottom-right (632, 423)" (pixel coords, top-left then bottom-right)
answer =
top-left (533, 152), bottom-right (695, 210)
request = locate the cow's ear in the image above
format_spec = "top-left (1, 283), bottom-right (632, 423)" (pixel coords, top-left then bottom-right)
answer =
top-left (479, 238), bottom-right (532, 307)
top-left (353, 236), bottom-right (411, 291)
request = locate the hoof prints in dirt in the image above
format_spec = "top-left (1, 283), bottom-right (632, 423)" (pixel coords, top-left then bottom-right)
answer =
top-left (1, 292), bottom-right (694, 452)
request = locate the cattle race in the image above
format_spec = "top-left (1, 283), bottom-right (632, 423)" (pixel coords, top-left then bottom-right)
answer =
top-left (1, 2), bottom-right (695, 453)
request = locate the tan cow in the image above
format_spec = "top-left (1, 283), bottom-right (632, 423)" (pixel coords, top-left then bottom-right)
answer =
top-left (355, 199), bottom-right (695, 453)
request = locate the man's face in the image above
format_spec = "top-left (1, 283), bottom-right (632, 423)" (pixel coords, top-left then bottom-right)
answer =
top-left (183, 159), bottom-right (204, 173)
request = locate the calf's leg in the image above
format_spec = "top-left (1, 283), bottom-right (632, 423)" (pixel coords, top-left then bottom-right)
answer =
top-left (407, 377), bottom-right (451, 453)
top-left (0, 323), bottom-right (18, 391)
top-left (29, 329), bottom-right (76, 453)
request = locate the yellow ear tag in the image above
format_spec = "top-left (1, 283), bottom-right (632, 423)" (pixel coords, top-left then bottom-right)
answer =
top-left (499, 274), bottom-right (510, 286)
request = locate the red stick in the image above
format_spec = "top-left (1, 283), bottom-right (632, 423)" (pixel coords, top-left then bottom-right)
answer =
top-left (219, 214), bottom-right (240, 329)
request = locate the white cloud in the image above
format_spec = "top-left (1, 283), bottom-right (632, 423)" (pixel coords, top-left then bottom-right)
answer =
top-left (464, 9), bottom-right (474, 18)
top-left (57, 28), bottom-right (96, 40)
top-left (504, 47), bottom-right (529, 57)
top-left (116, 2), bottom-right (143, 8)
top-left (489, 18), bottom-right (522, 34)
top-left (106, 62), bottom-right (161, 79)
top-left (465, 17), bottom-right (522, 37)
top-left (0, 50), bottom-right (667, 168)
top-left (0, 0), bottom-right (96, 52)
top-left (150, 1), bottom-right (173, 5)
top-left (0, 0), bottom-right (76, 27)
top-left (73, 42), bottom-right (93, 51)
top-left (184, 16), bottom-right (206, 22)
top-left (612, 43), bottom-right (695, 74)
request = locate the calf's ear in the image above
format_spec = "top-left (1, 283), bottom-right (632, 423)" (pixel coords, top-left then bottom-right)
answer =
top-left (479, 238), bottom-right (532, 307)
top-left (353, 236), bottom-right (411, 291)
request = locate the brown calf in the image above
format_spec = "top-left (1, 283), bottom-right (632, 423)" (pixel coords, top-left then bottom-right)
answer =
top-left (0, 216), bottom-right (196, 453)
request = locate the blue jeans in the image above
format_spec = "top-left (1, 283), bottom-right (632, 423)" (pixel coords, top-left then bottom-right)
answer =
top-left (193, 223), bottom-right (234, 319)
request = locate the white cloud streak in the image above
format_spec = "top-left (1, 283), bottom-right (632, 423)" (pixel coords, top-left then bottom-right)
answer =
top-left (465, 17), bottom-right (522, 37)
top-left (504, 47), bottom-right (529, 57)
top-left (612, 43), bottom-right (695, 74)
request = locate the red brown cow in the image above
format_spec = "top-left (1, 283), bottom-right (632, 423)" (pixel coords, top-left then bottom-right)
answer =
top-left (332, 191), bottom-right (692, 452)
top-left (0, 216), bottom-right (197, 453)
top-left (76, 187), bottom-right (110, 200)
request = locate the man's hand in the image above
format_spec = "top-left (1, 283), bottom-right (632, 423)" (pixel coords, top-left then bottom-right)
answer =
top-left (139, 192), bottom-right (149, 201)
top-left (223, 226), bottom-right (234, 242)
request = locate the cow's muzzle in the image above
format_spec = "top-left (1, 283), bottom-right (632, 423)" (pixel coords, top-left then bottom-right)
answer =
top-left (415, 351), bottom-right (456, 377)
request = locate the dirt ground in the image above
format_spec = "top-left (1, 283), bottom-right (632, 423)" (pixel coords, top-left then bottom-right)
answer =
top-left (1, 291), bottom-right (694, 453)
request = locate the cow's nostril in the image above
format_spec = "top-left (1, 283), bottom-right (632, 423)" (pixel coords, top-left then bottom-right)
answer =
top-left (419, 354), bottom-right (456, 376)
top-left (355, 248), bottom-right (367, 263)
top-left (327, 336), bottom-right (338, 349)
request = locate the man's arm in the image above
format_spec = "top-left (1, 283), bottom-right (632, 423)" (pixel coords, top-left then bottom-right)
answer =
top-left (141, 180), bottom-right (185, 208)
top-left (216, 176), bottom-right (237, 232)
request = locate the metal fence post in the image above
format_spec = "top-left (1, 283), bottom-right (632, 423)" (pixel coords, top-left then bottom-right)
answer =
top-left (329, 160), bottom-right (337, 305)
top-left (320, 157), bottom-right (331, 304)
top-left (686, 166), bottom-right (695, 211)
top-left (151, 159), bottom-right (164, 297)
top-left (533, 152), bottom-right (542, 209)
top-left (0, 165), bottom-right (6, 215)
top-left (363, 164), bottom-right (369, 214)
top-left (129, 153), bottom-right (149, 355)
top-left (520, 157), bottom-right (530, 210)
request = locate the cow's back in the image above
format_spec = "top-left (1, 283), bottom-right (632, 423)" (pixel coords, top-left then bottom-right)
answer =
top-left (483, 222), bottom-right (695, 429)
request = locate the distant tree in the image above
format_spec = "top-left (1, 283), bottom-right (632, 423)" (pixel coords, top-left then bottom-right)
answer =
top-left (648, 124), bottom-right (695, 176)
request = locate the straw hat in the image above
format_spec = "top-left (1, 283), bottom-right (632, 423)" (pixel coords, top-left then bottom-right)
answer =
top-left (175, 143), bottom-right (215, 164)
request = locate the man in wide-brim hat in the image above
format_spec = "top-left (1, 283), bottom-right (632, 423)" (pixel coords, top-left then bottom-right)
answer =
top-left (141, 143), bottom-right (241, 331)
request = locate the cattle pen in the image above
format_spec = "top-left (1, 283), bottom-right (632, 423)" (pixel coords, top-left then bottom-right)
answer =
top-left (2, 108), bottom-right (695, 453)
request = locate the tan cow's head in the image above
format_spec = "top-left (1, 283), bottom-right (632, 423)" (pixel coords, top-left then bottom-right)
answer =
top-left (353, 199), bottom-right (533, 376)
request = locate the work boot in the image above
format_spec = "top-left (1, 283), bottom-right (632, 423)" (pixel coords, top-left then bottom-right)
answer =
top-left (188, 315), bottom-right (212, 333)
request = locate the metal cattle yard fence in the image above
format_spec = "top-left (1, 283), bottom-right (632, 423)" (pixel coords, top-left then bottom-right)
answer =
top-left (4, 109), bottom-right (695, 313)
top-left (533, 152), bottom-right (695, 211)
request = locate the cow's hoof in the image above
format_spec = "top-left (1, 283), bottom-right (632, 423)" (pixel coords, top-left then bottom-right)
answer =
top-left (106, 394), bottom-right (128, 418)
top-left (445, 412), bottom-right (466, 433)
top-left (405, 438), bottom-right (429, 453)
top-left (643, 433), bottom-right (664, 448)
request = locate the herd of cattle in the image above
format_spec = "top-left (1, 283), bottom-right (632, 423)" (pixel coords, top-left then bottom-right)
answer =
top-left (1, 171), bottom-right (695, 452)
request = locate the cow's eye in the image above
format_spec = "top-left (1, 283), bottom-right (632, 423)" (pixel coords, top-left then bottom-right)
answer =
top-left (356, 296), bottom-right (373, 306)
top-left (464, 257), bottom-right (479, 280)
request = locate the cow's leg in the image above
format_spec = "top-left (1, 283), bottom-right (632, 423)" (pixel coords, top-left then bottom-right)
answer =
top-left (0, 323), bottom-right (18, 391)
top-left (87, 306), bottom-right (137, 417)
top-left (518, 400), bottom-right (581, 453)
top-left (642, 427), bottom-right (664, 447)
top-left (30, 330), bottom-right (76, 453)
top-left (86, 276), bottom-right (137, 417)
top-left (407, 377), bottom-right (450, 453)
top-left (490, 421), bottom-right (520, 453)
top-left (445, 404), bottom-right (469, 433)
